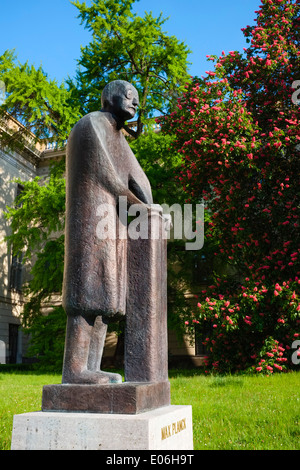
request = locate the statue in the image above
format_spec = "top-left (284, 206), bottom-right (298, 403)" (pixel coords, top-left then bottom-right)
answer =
top-left (61, 80), bottom-right (169, 387)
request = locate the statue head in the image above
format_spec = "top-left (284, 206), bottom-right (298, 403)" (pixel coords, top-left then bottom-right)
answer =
top-left (101, 80), bottom-right (139, 122)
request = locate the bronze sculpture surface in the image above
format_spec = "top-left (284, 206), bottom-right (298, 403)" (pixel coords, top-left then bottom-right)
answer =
top-left (60, 80), bottom-right (169, 393)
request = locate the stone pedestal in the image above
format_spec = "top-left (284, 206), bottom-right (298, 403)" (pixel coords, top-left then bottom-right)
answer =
top-left (11, 405), bottom-right (193, 450)
top-left (42, 381), bottom-right (170, 414)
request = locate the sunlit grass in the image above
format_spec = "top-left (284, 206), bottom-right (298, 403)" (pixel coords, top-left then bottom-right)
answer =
top-left (1, 369), bottom-right (299, 450)
top-left (0, 371), bottom-right (61, 450)
top-left (169, 370), bottom-right (300, 450)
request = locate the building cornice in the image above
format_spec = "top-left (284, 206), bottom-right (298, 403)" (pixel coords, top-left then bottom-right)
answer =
top-left (0, 146), bottom-right (38, 177)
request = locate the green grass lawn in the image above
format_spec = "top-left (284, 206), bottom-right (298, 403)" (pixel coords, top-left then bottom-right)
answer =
top-left (1, 369), bottom-right (299, 450)
top-left (169, 369), bottom-right (300, 450)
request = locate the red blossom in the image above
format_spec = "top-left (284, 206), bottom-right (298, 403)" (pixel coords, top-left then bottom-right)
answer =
top-left (162, 0), bottom-right (300, 374)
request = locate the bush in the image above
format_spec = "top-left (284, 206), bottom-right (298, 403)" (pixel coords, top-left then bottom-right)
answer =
top-left (189, 277), bottom-right (300, 374)
top-left (162, 0), bottom-right (300, 373)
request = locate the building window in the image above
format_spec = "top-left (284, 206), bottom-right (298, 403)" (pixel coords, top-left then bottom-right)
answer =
top-left (194, 325), bottom-right (211, 356)
top-left (8, 324), bottom-right (19, 364)
top-left (9, 184), bottom-right (24, 292)
top-left (192, 253), bottom-right (212, 285)
top-left (9, 252), bottom-right (23, 292)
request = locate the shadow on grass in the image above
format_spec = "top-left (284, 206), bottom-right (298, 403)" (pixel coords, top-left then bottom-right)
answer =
top-left (0, 365), bottom-right (243, 388)
top-left (168, 368), bottom-right (246, 388)
top-left (207, 376), bottom-right (244, 388)
top-left (168, 367), bottom-right (206, 378)
top-left (0, 364), bottom-right (61, 375)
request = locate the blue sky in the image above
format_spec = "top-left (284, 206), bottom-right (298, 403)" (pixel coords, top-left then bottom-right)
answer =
top-left (0, 0), bottom-right (261, 84)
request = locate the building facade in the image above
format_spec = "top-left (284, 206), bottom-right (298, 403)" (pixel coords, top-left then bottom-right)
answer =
top-left (0, 115), bottom-right (61, 364)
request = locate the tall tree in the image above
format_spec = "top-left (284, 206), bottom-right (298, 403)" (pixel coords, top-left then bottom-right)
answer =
top-left (68, 0), bottom-right (191, 137)
top-left (0, 50), bottom-right (80, 149)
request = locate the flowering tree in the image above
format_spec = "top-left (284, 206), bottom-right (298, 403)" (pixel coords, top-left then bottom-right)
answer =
top-left (162, 0), bottom-right (300, 373)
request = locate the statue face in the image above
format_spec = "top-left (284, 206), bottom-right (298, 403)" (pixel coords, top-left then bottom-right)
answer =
top-left (102, 81), bottom-right (139, 122)
top-left (113, 84), bottom-right (139, 121)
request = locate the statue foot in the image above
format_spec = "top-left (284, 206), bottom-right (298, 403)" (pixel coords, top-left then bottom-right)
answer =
top-left (62, 370), bottom-right (122, 385)
top-left (98, 370), bottom-right (123, 384)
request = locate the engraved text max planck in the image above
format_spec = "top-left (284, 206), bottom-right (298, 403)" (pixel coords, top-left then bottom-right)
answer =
top-left (161, 418), bottom-right (187, 440)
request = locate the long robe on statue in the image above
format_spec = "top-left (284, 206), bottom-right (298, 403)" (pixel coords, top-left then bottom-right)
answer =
top-left (62, 110), bottom-right (153, 320)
